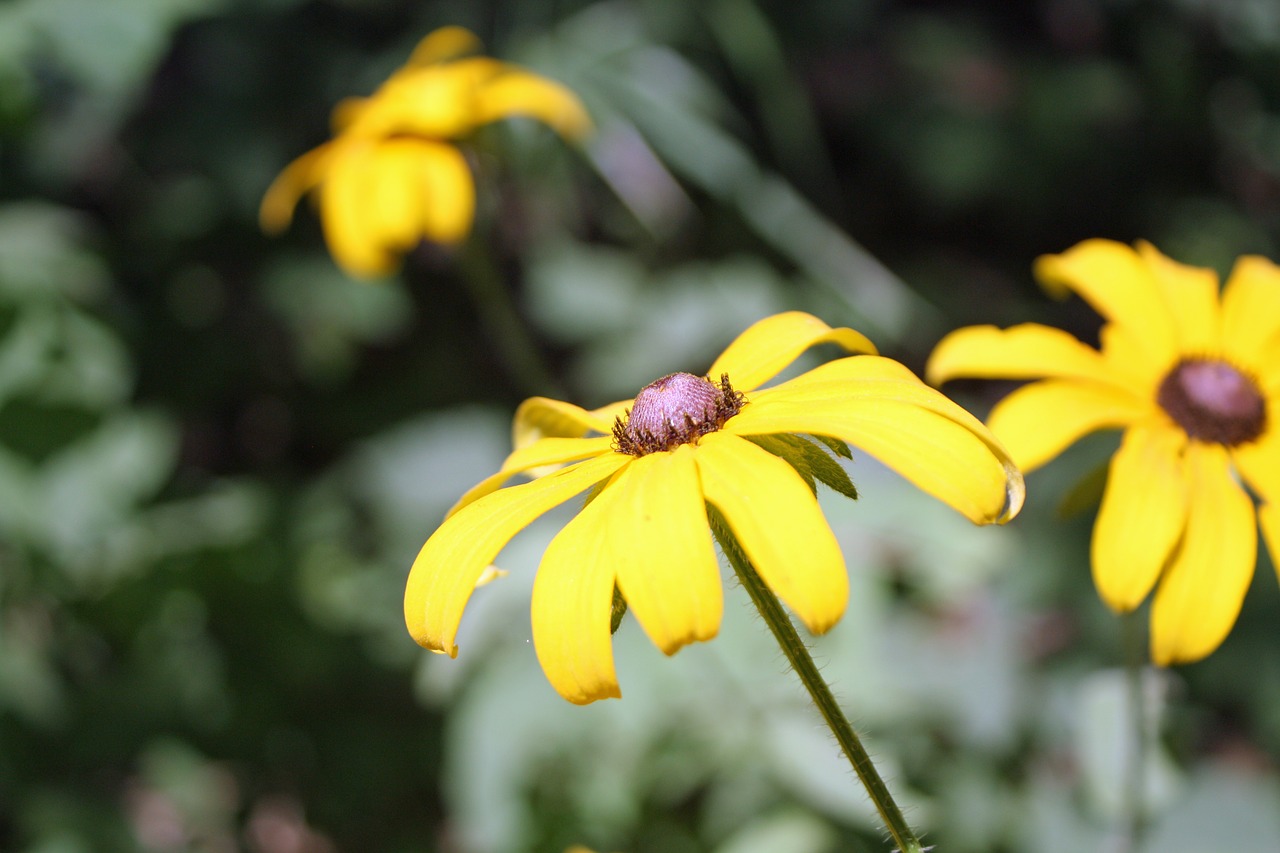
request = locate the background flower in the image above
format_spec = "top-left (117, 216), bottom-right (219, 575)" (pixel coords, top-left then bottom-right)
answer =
top-left (928, 239), bottom-right (1280, 665)
top-left (259, 26), bottom-right (591, 278)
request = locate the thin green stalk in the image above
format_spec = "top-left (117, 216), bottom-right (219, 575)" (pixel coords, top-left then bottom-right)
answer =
top-left (708, 508), bottom-right (926, 853)
top-left (456, 237), bottom-right (562, 398)
top-left (1123, 611), bottom-right (1148, 851)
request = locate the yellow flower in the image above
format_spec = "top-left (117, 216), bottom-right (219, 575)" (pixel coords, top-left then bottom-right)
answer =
top-left (405, 312), bottom-right (1024, 704)
top-left (928, 239), bottom-right (1280, 665)
top-left (259, 26), bottom-right (591, 278)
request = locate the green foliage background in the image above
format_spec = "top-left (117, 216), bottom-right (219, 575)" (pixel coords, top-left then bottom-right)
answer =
top-left (3, 1), bottom-right (1280, 851)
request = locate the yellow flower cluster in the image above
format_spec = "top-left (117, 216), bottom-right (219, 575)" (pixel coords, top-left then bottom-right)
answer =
top-left (260, 26), bottom-right (590, 278)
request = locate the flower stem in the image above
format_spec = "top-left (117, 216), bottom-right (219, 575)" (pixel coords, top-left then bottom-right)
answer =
top-left (1123, 610), bottom-right (1148, 851)
top-left (456, 236), bottom-right (562, 398)
top-left (709, 509), bottom-right (926, 853)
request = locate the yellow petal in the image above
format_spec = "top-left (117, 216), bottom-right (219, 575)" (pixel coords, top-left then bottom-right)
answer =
top-left (404, 26), bottom-right (483, 67)
top-left (1098, 323), bottom-right (1166, 396)
top-left (512, 397), bottom-right (617, 449)
top-left (1220, 255), bottom-right (1280, 377)
top-left (318, 140), bottom-right (399, 277)
top-left (530, 478), bottom-right (624, 704)
top-left (404, 452), bottom-right (628, 656)
top-left (365, 140), bottom-right (437, 249)
top-left (355, 58), bottom-right (505, 139)
top-left (926, 323), bottom-right (1141, 394)
top-left (1034, 239), bottom-right (1177, 369)
top-left (448, 436), bottom-right (615, 517)
top-left (1136, 241), bottom-right (1221, 354)
top-left (694, 432), bottom-right (848, 633)
top-left (1150, 443), bottom-right (1257, 665)
top-left (986, 379), bottom-right (1152, 472)
top-left (591, 400), bottom-right (633, 429)
top-left (474, 70), bottom-right (593, 139)
top-left (405, 139), bottom-right (475, 244)
top-left (706, 311), bottom-right (877, 393)
top-left (1091, 426), bottom-right (1189, 611)
top-left (746, 355), bottom-right (1020, 469)
top-left (728, 393), bottom-right (1021, 525)
top-left (259, 143), bottom-right (333, 234)
top-left (318, 138), bottom-right (474, 277)
top-left (611, 446), bottom-right (722, 654)
top-left (330, 96), bottom-right (369, 133)
top-left (1232, 409), bottom-right (1280, 503)
top-left (748, 352), bottom-right (919, 396)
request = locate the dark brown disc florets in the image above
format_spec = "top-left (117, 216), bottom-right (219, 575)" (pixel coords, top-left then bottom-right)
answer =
top-left (1156, 357), bottom-right (1267, 446)
top-left (612, 372), bottom-right (746, 456)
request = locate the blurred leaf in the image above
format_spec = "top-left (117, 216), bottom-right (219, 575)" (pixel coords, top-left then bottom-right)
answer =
top-left (0, 410), bottom-right (180, 575)
top-left (712, 808), bottom-right (836, 853)
top-left (1075, 667), bottom-right (1181, 822)
top-left (0, 204), bottom-right (109, 302)
top-left (261, 255), bottom-right (414, 381)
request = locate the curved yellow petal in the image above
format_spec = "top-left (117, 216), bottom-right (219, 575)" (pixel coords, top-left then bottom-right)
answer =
top-left (1232, 409), bottom-right (1280, 503)
top-left (404, 452), bottom-right (628, 656)
top-left (1136, 241), bottom-right (1221, 355)
top-left (591, 399), bottom-right (633, 427)
top-left (1034, 239), bottom-right (1177, 368)
top-left (706, 312), bottom-right (877, 393)
top-left (318, 140), bottom-right (399, 277)
top-left (1091, 426), bottom-right (1189, 612)
top-left (1221, 255), bottom-right (1280, 377)
top-left (474, 70), bottom-right (593, 139)
top-left (317, 138), bottom-right (474, 277)
top-left (351, 59), bottom-right (505, 139)
top-left (366, 139), bottom-right (437, 249)
top-left (744, 352), bottom-right (924, 406)
top-left (986, 379), bottom-right (1153, 472)
top-left (611, 446), bottom-right (722, 654)
top-left (1097, 323), bottom-right (1167, 395)
top-left (448, 436), bottom-right (615, 517)
top-left (512, 397), bottom-right (617, 449)
top-left (1151, 443), bottom-right (1257, 665)
top-left (330, 96), bottom-right (370, 133)
top-left (695, 433), bottom-right (848, 634)
top-left (404, 26), bottom-right (483, 67)
top-left (926, 323), bottom-right (1142, 394)
top-left (530, 477), bottom-right (623, 704)
top-left (728, 395), bottom-right (1021, 525)
top-left (744, 355), bottom-right (1019, 466)
top-left (407, 139), bottom-right (475, 244)
top-left (259, 143), bottom-right (333, 234)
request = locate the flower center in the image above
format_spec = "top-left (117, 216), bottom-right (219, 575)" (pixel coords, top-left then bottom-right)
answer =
top-left (1155, 358), bottom-right (1267, 446)
top-left (612, 372), bottom-right (745, 456)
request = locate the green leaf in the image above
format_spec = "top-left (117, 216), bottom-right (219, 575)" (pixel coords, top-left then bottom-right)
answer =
top-left (807, 433), bottom-right (852, 459)
top-left (610, 584), bottom-right (627, 634)
top-left (745, 433), bottom-right (858, 502)
top-left (743, 433), bottom-right (818, 496)
top-left (1056, 459), bottom-right (1109, 520)
top-left (801, 442), bottom-right (858, 501)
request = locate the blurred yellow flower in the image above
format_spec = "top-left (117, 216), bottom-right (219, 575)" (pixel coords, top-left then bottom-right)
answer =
top-left (259, 26), bottom-right (591, 278)
top-left (928, 239), bottom-right (1280, 665)
top-left (405, 311), bottom-right (1024, 703)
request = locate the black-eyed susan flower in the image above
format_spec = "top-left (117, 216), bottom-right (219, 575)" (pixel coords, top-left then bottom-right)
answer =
top-left (259, 26), bottom-right (590, 278)
top-left (405, 311), bottom-right (1024, 704)
top-left (928, 239), bottom-right (1280, 665)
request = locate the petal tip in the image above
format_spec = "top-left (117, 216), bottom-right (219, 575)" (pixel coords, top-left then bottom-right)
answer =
top-left (995, 462), bottom-right (1026, 524)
